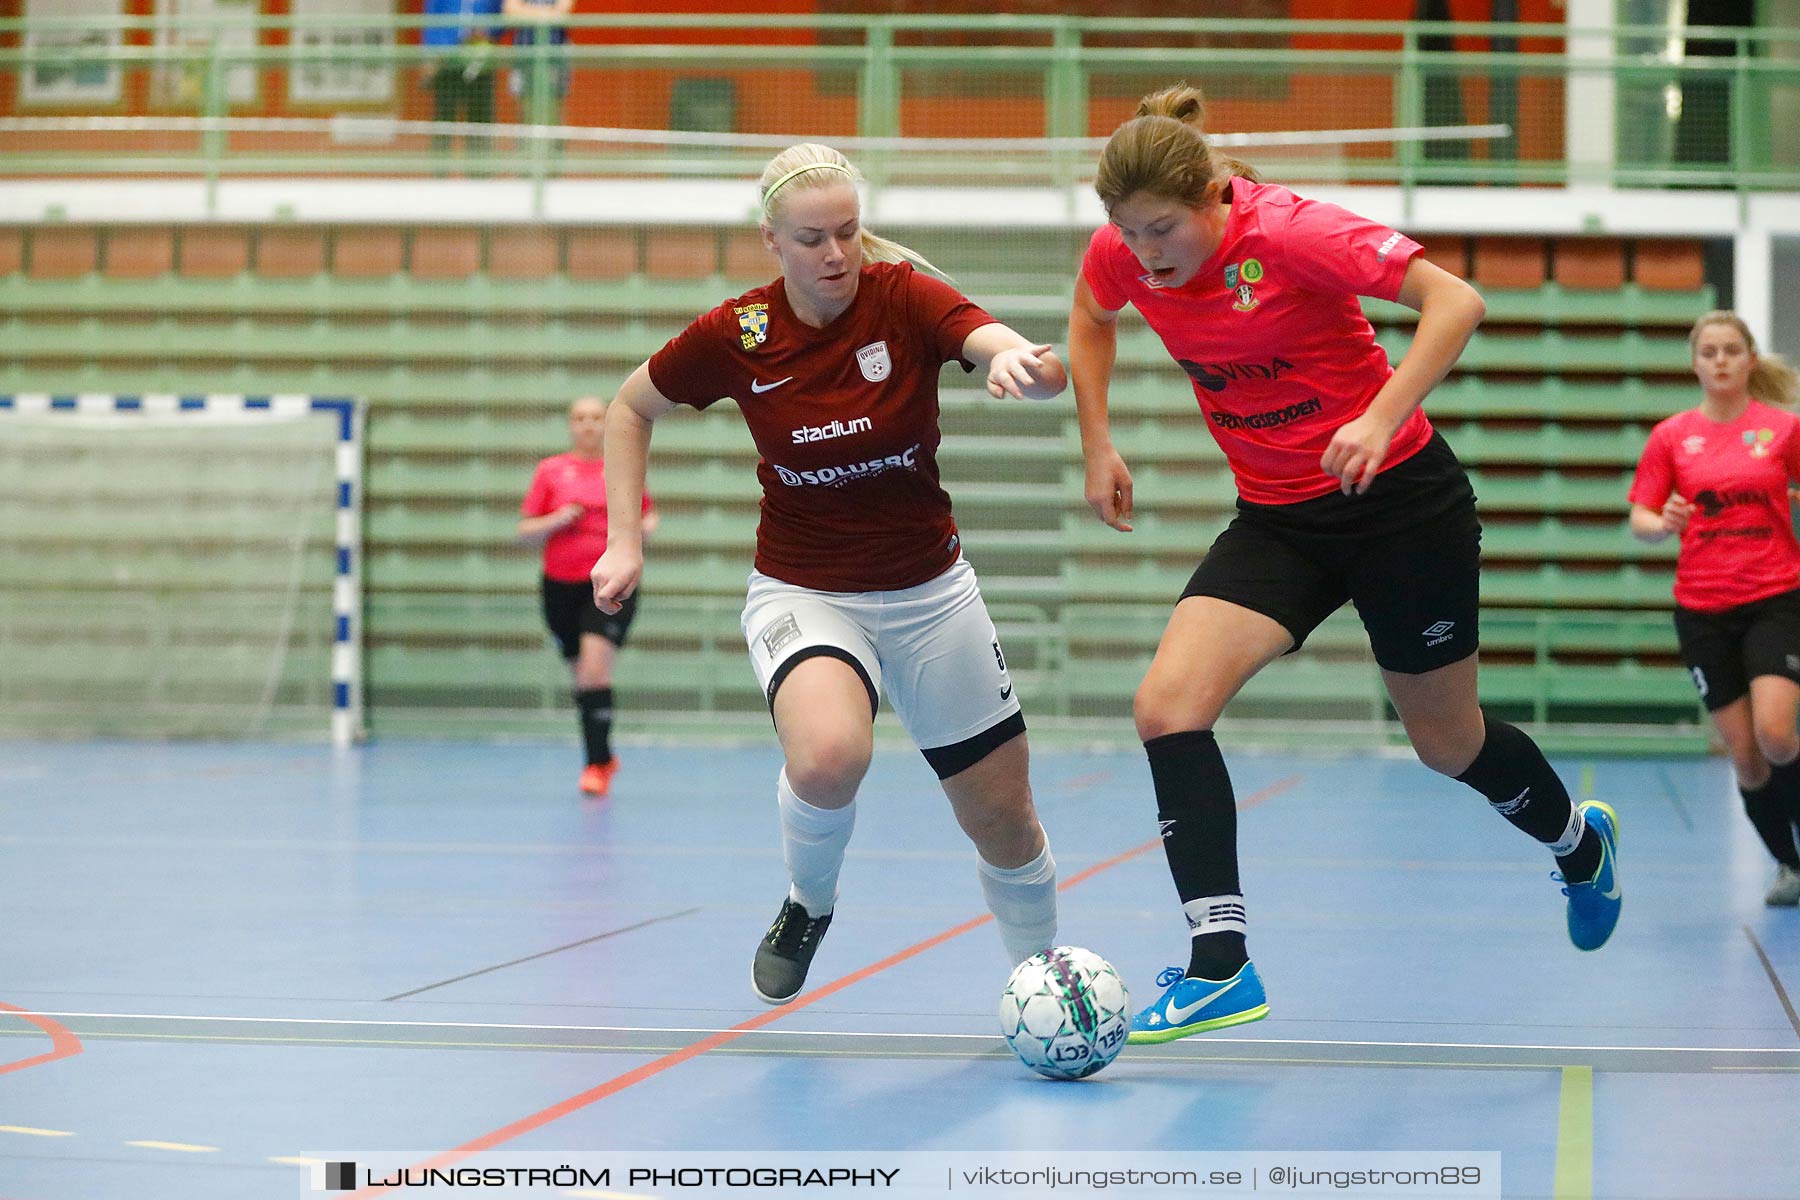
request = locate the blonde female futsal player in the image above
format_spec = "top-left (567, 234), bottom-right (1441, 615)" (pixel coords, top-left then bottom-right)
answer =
top-left (1068, 85), bottom-right (1622, 1044)
top-left (1630, 311), bottom-right (1800, 906)
top-left (591, 143), bottom-right (1068, 1004)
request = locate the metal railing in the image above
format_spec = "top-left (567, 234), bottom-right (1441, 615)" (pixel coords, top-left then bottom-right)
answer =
top-left (1, 13), bottom-right (1795, 195)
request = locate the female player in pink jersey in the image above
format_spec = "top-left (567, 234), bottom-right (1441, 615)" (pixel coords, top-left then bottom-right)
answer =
top-left (590, 143), bottom-right (1068, 1004)
top-left (1068, 85), bottom-right (1622, 1044)
top-left (1630, 312), bottom-right (1800, 906)
top-left (518, 395), bottom-right (658, 797)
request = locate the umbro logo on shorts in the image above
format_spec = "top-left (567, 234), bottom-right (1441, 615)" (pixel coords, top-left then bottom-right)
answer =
top-left (1422, 620), bottom-right (1455, 646)
top-left (760, 612), bottom-right (802, 657)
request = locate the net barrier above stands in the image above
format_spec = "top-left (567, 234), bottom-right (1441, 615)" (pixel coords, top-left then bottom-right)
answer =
top-left (0, 116), bottom-right (1517, 189)
top-left (0, 394), bottom-right (363, 746)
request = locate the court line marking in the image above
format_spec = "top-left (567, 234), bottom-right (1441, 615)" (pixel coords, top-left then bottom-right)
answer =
top-left (10, 1012), bottom-right (1797, 1058)
top-left (1552, 1064), bottom-right (1593, 1200)
top-left (382, 908), bottom-right (704, 1001)
top-left (124, 1140), bottom-right (217, 1153)
top-left (0, 1125), bottom-right (74, 1137)
top-left (331, 773), bottom-right (1301, 1196)
top-left (1741, 924), bottom-right (1800, 1041)
top-left (0, 1001), bottom-right (82, 1077)
top-left (1654, 764), bottom-right (1695, 832)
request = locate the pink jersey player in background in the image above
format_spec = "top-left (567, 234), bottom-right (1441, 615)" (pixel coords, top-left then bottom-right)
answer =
top-left (518, 395), bottom-right (658, 798)
top-left (1629, 311), bottom-right (1800, 906)
top-left (1068, 84), bottom-right (1624, 1045)
top-left (589, 142), bottom-right (1069, 1006)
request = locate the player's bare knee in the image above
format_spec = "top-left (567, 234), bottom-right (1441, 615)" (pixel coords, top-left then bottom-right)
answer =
top-left (1133, 678), bottom-right (1219, 742)
top-left (1754, 726), bottom-right (1799, 768)
top-left (784, 735), bottom-right (871, 801)
top-left (961, 794), bottom-right (1042, 867)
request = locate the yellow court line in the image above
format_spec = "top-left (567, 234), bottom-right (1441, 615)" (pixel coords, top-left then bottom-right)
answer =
top-left (126, 1139), bottom-right (219, 1153)
top-left (271, 1156), bottom-right (327, 1166)
top-left (1553, 1064), bottom-right (1594, 1200)
top-left (0, 1125), bottom-right (74, 1137)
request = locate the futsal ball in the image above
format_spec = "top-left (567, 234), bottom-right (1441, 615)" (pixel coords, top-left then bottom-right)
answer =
top-left (998, 946), bottom-right (1130, 1080)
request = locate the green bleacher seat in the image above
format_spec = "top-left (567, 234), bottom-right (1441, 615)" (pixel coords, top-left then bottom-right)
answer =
top-left (1467, 469), bottom-right (1634, 513)
top-left (1362, 282), bottom-right (1713, 328)
top-left (1436, 422), bottom-right (1649, 467)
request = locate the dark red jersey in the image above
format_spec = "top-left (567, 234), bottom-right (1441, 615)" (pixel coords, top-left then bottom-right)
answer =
top-left (648, 260), bottom-right (994, 591)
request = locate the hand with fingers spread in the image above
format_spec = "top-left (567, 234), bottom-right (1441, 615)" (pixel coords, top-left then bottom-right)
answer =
top-left (987, 343), bottom-right (1066, 401)
top-left (1084, 445), bottom-right (1135, 532)
top-left (590, 543), bottom-right (642, 616)
top-left (1320, 413), bottom-right (1398, 496)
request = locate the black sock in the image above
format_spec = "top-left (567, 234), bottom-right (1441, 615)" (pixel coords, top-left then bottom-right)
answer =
top-left (1456, 714), bottom-right (1602, 883)
top-left (1144, 729), bottom-right (1247, 980)
top-left (1768, 758), bottom-right (1800, 854)
top-left (575, 687), bottom-right (614, 766)
top-left (1740, 775), bottom-right (1800, 868)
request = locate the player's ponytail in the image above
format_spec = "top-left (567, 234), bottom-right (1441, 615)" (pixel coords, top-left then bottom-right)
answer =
top-left (757, 143), bottom-right (950, 280)
top-left (1096, 83), bottom-right (1259, 216)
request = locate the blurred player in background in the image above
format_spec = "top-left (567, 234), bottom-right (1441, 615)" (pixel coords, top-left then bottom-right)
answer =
top-left (591, 142), bottom-right (1068, 1004)
top-left (1630, 311), bottom-right (1800, 906)
top-left (1068, 84), bottom-right (1623, 1045)
top-left (519, 395), bottom-right (657, 797)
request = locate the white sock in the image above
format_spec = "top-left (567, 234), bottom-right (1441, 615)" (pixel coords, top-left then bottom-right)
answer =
top-left (1548, 804), bottom-right (1586, 858)
top-left (779, 769), bottom-right (854, 917)
top-left (978, 840), bottom-right (1058, 967)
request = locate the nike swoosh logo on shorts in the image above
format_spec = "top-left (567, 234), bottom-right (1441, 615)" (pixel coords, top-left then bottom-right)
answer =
top-left (1162, 979), bottom-right (1239, 1024)
top-left (751, 376), bottom-right (795, 393)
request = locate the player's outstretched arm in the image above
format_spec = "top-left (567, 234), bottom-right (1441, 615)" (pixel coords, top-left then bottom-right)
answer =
top-left (1069, 276), bottom-right (1133, 532)
top-left (592, 362), bottom-right (676, 613)
top-left (963, 321), bottom-right (1067, 401)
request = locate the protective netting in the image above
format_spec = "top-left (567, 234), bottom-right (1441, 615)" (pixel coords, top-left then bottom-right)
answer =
top-left (0, 409), bottom-right (342, 738)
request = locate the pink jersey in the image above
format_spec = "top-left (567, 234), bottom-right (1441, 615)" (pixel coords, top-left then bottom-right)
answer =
top-left (521, 453), bottom-right (654, 584)
top-left (1628, 401), bottom-right (1800, 612)
top-left (1082, 178), bottom-right (1432, 504)
top-left (647, 260), bottom-right (994, 592)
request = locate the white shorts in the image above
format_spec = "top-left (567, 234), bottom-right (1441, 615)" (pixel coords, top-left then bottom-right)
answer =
top-left (741, 555), bottom-right (1023, 758)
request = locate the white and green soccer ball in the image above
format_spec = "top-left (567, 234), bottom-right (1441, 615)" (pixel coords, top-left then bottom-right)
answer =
top-left (998, 946), bottom-right (1130, 1080)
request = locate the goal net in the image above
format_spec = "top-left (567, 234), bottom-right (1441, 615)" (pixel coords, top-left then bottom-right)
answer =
top-left (0, 394), bottom-right (362, 744)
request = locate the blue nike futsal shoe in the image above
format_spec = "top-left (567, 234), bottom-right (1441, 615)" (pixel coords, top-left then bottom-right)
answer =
top-left (1126, 962), bottom-right (1269, 1044)
top-left (1559, 800), bottom-right (1621, 951)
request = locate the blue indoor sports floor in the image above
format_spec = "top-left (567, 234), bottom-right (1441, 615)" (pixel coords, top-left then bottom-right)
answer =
top-left (1, 736), bottom-right (1796, 1199)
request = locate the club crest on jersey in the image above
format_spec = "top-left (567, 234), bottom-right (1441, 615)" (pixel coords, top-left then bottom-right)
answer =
top-left (736, 303), bottom-right (769, 350)
top-left (856, 341), bottom-right (892, 382)
top-left (1682, 435), bottom-right (1707, 455)
top-left (1745, 427), bottom-right (1775, 457)
top-left (1225, 259), bottom-right (1263, 311)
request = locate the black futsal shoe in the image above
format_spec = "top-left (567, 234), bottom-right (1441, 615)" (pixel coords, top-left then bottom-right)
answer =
top-left (751, 897), bottom-right (833, 1005)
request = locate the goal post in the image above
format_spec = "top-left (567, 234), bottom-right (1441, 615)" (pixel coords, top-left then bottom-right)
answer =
top-left (0, 392), bottom-right (364, 746)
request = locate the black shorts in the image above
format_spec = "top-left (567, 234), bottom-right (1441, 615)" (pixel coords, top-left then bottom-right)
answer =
top-left (1672, 587), bottom-right (1800, 711)
top-left (540, 575), bottom-right (638, 660)
top-left (1180, 430), bottom-right (1482, 675)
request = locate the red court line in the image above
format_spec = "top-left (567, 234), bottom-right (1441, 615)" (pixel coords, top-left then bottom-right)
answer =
top-left (0, 1001), bottom-right (83, 1077)
top-left (345, 772), bottom-right (1303, 1196)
